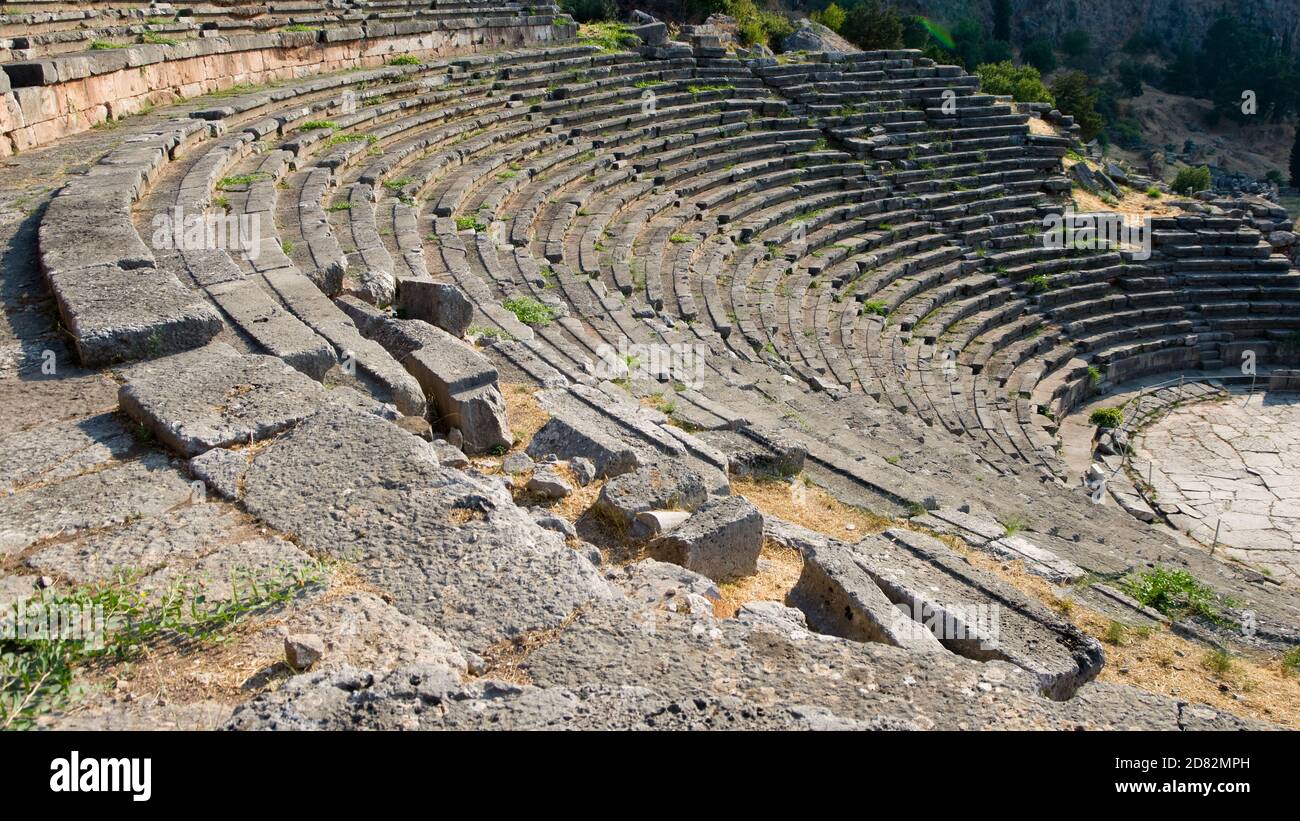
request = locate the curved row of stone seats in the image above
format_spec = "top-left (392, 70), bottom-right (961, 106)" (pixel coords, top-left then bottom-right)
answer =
top-left (35, 37), bottom-right (1300, 491)
top-left (0, 3), bottom-right (571, 153)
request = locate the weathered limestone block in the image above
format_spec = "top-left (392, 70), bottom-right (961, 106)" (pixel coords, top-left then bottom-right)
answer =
top-left (784, 522), bottom-right (946, 653)
top-left (239, 406), bottom-right (615, 652)
top-left (593, 462), bottom-right (709, 529)
top-left (396, 279), bottom-right (473, 337)
top-left (46, 264), bottom-right (222, 367)
top-left (337, 296), bottom-right (511, 453)
top-left (118, 342), bottom-right (334, 456)
top-left (863, 528), bottom-right (1104, 699)
top-left (651, 496), bottom-right (764, 582)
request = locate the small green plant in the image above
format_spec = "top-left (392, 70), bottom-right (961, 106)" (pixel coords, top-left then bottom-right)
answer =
top-left (1121, 566), bottom-right (1234, 624)
top-left (141, 31), bottom-right (177, 46)
top-left (1283, 647), bottom-right (1300, 676)
top-left (1145, 185), bottom-right (1161, 198)
top-left (1089, 406), bottom-right (1124, 428)
top-left (1, 564), bottom-right (325, 729)
top-left (669, 234), bottom-right (691, 244)
top-left (454, 215), bottom-right (487, 232)
top-left (1086, 365), bottom-right (1102, 387)
top-left (324, 133), bottom-right (377, 148)
top-left (1001, 514), bottom-right (1028, 536)
top-left (387, 55), bottom-right (421, 66)
top-left (216, 172), bottom-right (271, 191)
top-left (1103, 620), bottom-right (1128, 645)
top-left (281, 239), bottom-right (295, 255)
top-left (502, 296), bottom-right (555, 327)
top-left (1027, 273), bottom-right (1050, 292)
top-left (862, 299), bottom-right (889, 317)
top-left (299, 120), bottom-right (337, 131)
top-left (1202, 647), bottom-right (1234, 677)
top-left (90, 40), bottom-right (127, 50)
top-left (281, 24), bottom-right (321, 33)
top-left (577, 21), bottom-right (641, 52)
top-left (326, 200), bottom-right (353, 212)
top-left (467, 325), bottom-right (515, 342)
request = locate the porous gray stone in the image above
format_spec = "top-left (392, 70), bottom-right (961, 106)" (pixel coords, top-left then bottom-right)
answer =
top-left (285, 634), bottom-right (325, 671)
top-left (188, 447), bottom-right (248, 500)
top-left (47, 264), bottom-right (223, 367)
top-left (239, 406), bottom-right (616, 652)
top-left (338, 298), bottom-right (512, 454)
top-left (396, 280), bottom-right (473, 337)
top-left (431, 438), bottom-right (469, 468)
top-left (0, 453), bottom-right (194, 556)
top-left (593, 462), bottom-right (709, 530)
top-left (651, 496), bottom-right (764, 582)
top-left (569, 456), bottom-right (596, 486)
top-left (118, 342), bottom-right (332, 456)
top-left (527, 465), bottom-right (572, 500)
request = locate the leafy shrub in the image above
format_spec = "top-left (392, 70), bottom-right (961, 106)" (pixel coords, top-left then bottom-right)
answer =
top-left (839, 0), bottom-right (903, 51)
top-left (1121, 566), bottom-right (1234, 623)
top-left (1050, 71), bottom-right (1104, 142)
top-left (1171, 165), bottom-right (1212, 195)
top-left (1089, 407), bottom-right (1124, 428)
top-left (387, 55), bottom-right (420, 66)
top-left (810, 2), bottom-right (846, 32)
top-left (578, 22), bottom-right (641, 52)
top-left (503, 296), bottom-right (555, 327)
top-left (862, 299), bottom-right (889, 316)
top-left (975, 61), bottom-right (1054, 105)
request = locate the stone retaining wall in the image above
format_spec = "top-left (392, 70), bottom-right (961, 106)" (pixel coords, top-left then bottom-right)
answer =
top-left (0, 17), bottom-right (575, 155)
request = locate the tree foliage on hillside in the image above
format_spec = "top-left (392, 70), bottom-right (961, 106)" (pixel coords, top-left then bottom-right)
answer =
top-left (975, 61), bottom-right (1054, 105)
top-left (1163, 16), bottom-right (1299, 123)
top-left (1050, 71), bottom-right (1105, 142)
top-left (833, 1), bottom-right (903, 51)
top-left (1290, 129), bottom-right (1300, 187)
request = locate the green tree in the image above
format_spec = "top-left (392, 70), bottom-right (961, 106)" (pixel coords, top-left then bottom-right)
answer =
top-left (975, 61), bottom-right (1054, 104)
top-left (992, 0), bottom-right (1012, 41)
top-left (1061, 29), bottom-right (1091, 59)
top-left (1020, 39), bottom-right (1056, 74)
top-left (839, 0), bottom-right (904, 51)
top-left (1116, 61), bottom-right (1144, 97)
top-left (1050, 71), bottom-right (1105, 141)
top-left (811, 2), bottom-right (847, 32)
top-left (1171, 165), bottom-right (1212, 195)
top-left (560, 0), bottom-right (617, 22)
top-left (1290, 128), bottom-right (1300, 187)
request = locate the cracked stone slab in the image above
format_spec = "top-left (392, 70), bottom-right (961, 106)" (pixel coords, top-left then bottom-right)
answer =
top-left (47, 264), bottom-right (223, 367)
top-left (239, 405), bottom-right (618, 653)
top-left (25, 502), bottom-right (249, 583)
top-left (865, 528), bottom-right (1104, 700)
top-left (118, 342), bottom-right (334, 456)
top-left (1135, 394), bottom-right (1300, 583)
top-left (0, 412), bottom-right (135, 495)
top-left (0, 453), bottom-right (195, 556)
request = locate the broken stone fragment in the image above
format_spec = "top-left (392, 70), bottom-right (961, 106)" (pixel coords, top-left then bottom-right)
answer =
top-left (593, 462), bottom-right (709, 530)
top-left (527, 465), bottom-right (572, 500)
top-left (651, 496), bottom-right (763, 582)
top-left (285, 634), bottom-right (325, 671)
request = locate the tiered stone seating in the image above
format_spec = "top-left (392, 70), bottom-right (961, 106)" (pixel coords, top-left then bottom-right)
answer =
top-left (18, 17), bottom-right (1300, 730)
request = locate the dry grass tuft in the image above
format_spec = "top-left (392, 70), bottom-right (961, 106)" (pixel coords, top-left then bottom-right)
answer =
top-left (714, 539), bottom-right (804, 619)
top-left (732, 474), bottom-right (892, 538)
